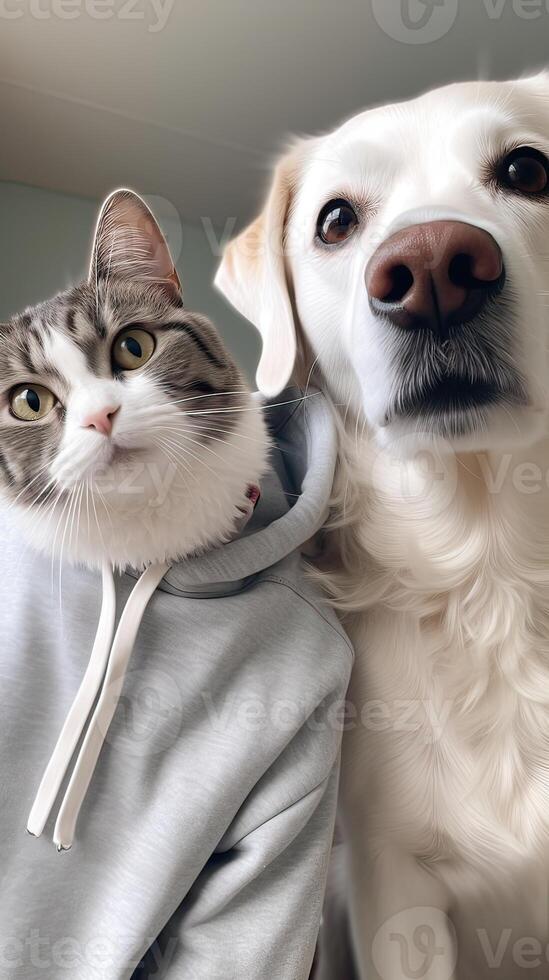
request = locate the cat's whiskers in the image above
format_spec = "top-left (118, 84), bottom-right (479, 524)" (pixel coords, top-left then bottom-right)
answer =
top-left (49, 485), bottom-right (75, 584)
top-left (37, 493), bottom-right (67, 552)
top-left (137, 392), bottom-right (317, 419)
top-left (10, 482), bottom-right (65, 587)
top-left (152, 433), bottom-right (198, 483)
top-left (172, 418), bottom-right (276, 452)
top-left (94, 480), bottom-right (112, 531)
top-left (59, 483), bottom-right (82, 600)
top-left (70, 481), bottom-right (86, 557)
top-left (183, 393), bottom-right (319, 419)
top-left (28, 476), bottom-right (59, 512)
top-left (85, 478), bottom-right (91, 542)
top-left (150, 421), bottom-right (268, 460)
top-left (178, 423), bottom-right (272, 456)
top-left (29, 480), bottom-right (61, 524)
top-left (88, 475), bottom-right (107, 557)
top-left (152, 433), bottom-right (220, 481)
top-left (131, 388), bottom-right (252, 418)
top-left (157, 430), bottom-right (230, 472)
top-left (152, 437), bottom-right (195, 494)
top-left (55, 480), bottom-right (83, 597)
top-left (4, 456), bottom-right (57, 514)
top-left (51, 484), bottom-right (77, 614)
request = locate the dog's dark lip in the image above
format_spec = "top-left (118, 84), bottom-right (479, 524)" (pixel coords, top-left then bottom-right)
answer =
top-left (403, 377), bottom-right (500, 415)
top-left (385, 375), bottom-right (528, 425)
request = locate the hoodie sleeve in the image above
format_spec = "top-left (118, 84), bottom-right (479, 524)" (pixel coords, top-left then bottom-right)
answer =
top-left (136, 761), bottom-right (339, 980)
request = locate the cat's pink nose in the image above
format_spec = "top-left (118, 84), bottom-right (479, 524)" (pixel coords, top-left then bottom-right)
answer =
top-left (82, 405), bottom-right (120, 437)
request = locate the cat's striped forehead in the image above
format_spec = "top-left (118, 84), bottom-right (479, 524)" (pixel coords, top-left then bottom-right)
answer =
top-left (0, 277), bottom-right (235, 393)
top-left (0, 279), bottom-right (181, 384)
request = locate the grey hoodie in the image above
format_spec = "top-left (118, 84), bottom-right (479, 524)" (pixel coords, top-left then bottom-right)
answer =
top-left (0, 389), bottom-right (353, 980)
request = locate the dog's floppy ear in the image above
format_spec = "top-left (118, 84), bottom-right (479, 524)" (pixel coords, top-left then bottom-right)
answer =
top-left (215, 148), bottom-right (304, 397)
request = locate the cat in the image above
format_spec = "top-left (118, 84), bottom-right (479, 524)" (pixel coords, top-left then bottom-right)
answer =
top-left (0, 188), bottom-right (269, 572)
top-left (0, 188), bottom-right (269, 849)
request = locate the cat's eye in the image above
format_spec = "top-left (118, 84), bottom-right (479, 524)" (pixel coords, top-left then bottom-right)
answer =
top-left (316, 199), bottom-right (359, 245)
top-left (112, 327), bottom-right (155, 371)
top-left (10, 384), bottom-right (56, 421)
top-left (497, 146), bottom-right (549, 196)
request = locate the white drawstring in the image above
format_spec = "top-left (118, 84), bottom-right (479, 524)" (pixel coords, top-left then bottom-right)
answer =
top-left (27, 563), bottom-right (116, 839)
top-left (27, 561), bottom-right (169, 849)
top-left (27, 483), bottom-right (259, 849)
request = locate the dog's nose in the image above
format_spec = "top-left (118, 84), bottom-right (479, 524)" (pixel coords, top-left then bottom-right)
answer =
top-left (366, 220), bottom-right (504, 333)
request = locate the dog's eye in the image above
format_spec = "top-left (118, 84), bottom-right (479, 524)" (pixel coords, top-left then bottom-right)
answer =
top-left (112, 326), bottom-right (155, 371)
top-left (498, 147), bottom-right (549, 196)
top-left (317, 199), bottom-right (358, 245)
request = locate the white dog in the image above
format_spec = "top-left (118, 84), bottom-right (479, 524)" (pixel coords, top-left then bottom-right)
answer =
top-left (216, 76), bottom-right (549, 979)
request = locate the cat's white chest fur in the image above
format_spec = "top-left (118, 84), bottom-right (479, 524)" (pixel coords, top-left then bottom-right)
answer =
top-left (339, 437), bottom-right (549, 895)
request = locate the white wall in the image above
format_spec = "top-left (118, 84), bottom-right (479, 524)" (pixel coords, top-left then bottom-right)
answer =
top-left (0, 181), bottom-right (260, 381)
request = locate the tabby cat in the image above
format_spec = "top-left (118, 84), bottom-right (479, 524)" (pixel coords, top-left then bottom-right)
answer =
top-left (0, 188), bottom-right (268, 571)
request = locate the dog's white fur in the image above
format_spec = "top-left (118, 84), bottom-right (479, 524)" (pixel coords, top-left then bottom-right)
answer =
top-left (216, 76), bottom-right (549, 978)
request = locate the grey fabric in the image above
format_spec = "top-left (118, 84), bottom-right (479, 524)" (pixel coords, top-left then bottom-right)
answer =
top-left (0, 389), bottom-right (353, 980)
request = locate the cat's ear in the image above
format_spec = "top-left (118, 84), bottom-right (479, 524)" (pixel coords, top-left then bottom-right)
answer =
top-left (89, 189), bottom-right (181, 299)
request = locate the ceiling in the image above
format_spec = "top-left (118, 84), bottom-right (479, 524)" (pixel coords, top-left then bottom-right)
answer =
top-left (1, 0), bottom-right (548, 229)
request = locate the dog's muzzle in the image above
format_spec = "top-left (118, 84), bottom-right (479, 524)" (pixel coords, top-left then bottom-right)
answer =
top-left (366, 220), bottom-right (528, 433)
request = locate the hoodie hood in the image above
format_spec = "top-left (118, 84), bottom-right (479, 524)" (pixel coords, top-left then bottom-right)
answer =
top-left (159, 387), bottom-right (338, 595)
